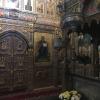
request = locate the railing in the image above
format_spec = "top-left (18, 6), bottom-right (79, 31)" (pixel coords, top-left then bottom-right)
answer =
top-left (69, 63), bottom-right (100, 80)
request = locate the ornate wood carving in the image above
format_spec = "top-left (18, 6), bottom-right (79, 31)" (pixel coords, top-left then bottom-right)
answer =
top-left (0, 18), bottom-right (33, 46)
top-left (0, 32), bottom-right (30, 91)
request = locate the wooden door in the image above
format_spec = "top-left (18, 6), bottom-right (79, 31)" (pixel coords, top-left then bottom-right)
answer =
top-left (0, 35), bottom-right (13, 92)
top-left (0, 33), bottom-right (28, 92)
top-left (13, 35), bottom-right (28, 90)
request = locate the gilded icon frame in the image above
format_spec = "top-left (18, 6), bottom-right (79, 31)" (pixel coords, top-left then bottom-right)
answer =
top-left (34, 32), bottom-right (53, 65)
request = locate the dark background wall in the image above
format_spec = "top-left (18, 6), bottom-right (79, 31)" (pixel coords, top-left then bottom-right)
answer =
top-left (72, 75), bottom-right (100, 100)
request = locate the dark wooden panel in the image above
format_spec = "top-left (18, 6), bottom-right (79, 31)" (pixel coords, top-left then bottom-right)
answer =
top-left (13, 36), bottom-right (28, 89)
top-left (0, 32), bottom-right (29, 92)
top-left (0, 36), bottom-right (12, 91)
top-left (33, 66), bottom-right (54, 89)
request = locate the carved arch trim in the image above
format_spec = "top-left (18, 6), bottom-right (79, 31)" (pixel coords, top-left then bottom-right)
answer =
top-left (0, 30), bottom-right (29, 47)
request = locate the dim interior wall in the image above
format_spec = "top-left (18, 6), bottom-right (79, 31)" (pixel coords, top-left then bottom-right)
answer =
top-left (72, 75), bottom-right (100, 100)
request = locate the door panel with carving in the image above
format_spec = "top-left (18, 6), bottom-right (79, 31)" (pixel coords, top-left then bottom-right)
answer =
top-left (13, 36), bottom-right (28, 89)
top-left (0, 36), bottom-right (12, 55)
top-left (0, 36), bottom-right (12, 91)
top-left (0, 33), bottom-right (28, 91)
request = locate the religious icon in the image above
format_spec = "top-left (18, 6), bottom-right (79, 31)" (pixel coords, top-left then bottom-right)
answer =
top-left (4, 0), bottom-right (19, 9)
top-left (34, 32), bottom-right (53, 64)
top-left (25, 0), bottom-right (32, 11)
top-left (78, 33), bottom-right (93, 64)
top-left (35, 36), bottom-right (49, 62)
top-left (36, 0), bottom-right (44, 13)
top-left (47, 0), bottom-right (54, 15)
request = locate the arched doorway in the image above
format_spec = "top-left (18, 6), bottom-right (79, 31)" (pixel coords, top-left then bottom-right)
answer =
top-left (0, 31), bottom-right (29, 92)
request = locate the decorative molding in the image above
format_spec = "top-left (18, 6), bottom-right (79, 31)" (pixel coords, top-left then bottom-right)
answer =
top-left (0, 8), bottom-right (37, 22)
top-left (0, 18), bottom-right (33, 44)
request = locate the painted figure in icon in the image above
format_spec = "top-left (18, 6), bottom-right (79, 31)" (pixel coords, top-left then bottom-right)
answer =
top-left (36, 36), bottom-right (49, 61)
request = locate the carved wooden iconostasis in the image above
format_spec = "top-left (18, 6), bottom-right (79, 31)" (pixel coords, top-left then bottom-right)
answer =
top-left (0, 9), bottom-right (35, 92)
top-left (33, 32), bottom-right (54, 89)
top-left (0, 0), bottom-right (59, 93)
top-left (34, 32), bottom-right (53, 65)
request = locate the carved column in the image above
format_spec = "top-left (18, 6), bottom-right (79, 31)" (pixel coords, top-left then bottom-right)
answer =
top-left (53, 49), bottom-right (59, 86)
top-left (62, 28), bottom-right (71, 91)
top-left (53, 30), bottom-right (62, 87)
top-left (61, 13), bottom-right (83, 91)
